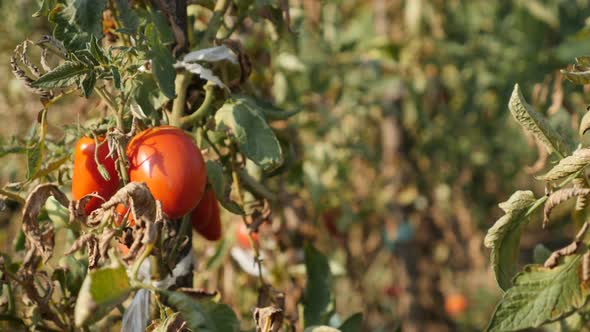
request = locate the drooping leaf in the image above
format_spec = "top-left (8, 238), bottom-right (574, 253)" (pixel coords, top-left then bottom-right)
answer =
top-left (537, 149), bottom-right (590, 181)
top-left (215, 100), bottom-right (284, 171)
top-left (508, 84), bottom-right (571, 158)
top-left (114, 0), bottom-right (139, 33)
top-left (45, 196), bottom-right (69, 229)
top-left (74, 261), bottom-right (131, 326)
top-left (26, 142), bottom-right (44, 180)
top-left (145, 23), bottom-right (176, 99)
top-left (81, 72), bottom-right (96, 97)
top-left (338, 313), bottom-right (363, 332)
top-left (303, 244), bottom-right (333, 327)
top-left (67, 0), bottom-right (106, 39)
top-left (484, 191), bottom-right (537, 291)
top-left (561, 69), bottom-right (590, 85)
top-left (183, 45), bottom-right (238, 64)
top-left (161, 291), bottom-right (239, 332)
top-left (234, 94), bottom-right (300, 121)
top-left (53, 256), bottom-right (87, 296)
top-left (486, 254), bottom-right (590, 332)
top-left (205, 160), bottom-right (244, 215)
top-left (31, 61), bottom-right (89, 89)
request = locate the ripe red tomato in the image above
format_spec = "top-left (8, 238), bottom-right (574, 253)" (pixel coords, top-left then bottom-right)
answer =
top-left (114, 204), bottom-right (135, 227)
top-left (236, 222), bottom-right (258, 250)
top-left (126, 126), bottom-right (207, 219)
top-left (444, 293), bottom-right (468, 316)
top-left (72, 136), bottom-right (120, 215)
top-left (191, 189), bottom-right (221, 241)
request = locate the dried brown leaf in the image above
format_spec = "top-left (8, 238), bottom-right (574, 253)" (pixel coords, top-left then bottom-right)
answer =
top-left (543, 188), bottom-right (590, 228)
top-left (22, 184), bottom-right (69, 267)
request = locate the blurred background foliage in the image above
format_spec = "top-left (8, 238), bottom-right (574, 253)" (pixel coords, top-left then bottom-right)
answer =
top-left (3, 0), bottom-right (590, 331)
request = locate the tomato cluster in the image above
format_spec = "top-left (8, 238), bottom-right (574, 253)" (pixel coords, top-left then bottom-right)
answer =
top-left (72, 126), bottom-right (221, 241)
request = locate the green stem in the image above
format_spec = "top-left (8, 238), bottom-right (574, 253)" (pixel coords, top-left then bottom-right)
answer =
top-left (199, 0), bottom-right (230, 47)
top-left (180, 83), bottom-right (216, 128)
top-left (170, 71), bottom-right (191, 127)
top-left (131, 242), bottom-right (155, 280)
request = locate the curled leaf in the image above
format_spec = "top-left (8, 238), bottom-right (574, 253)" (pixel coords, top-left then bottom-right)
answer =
top-left (484, 191), bottom-right (537, 290)
top-left (22, 184), bottom-right (69, 268)
top-left (543, 188), bottom-right (590, 228)
top-left (537, 148), bottom-right (590, 181)
top-left (508, 84), bottom-right (571, 158)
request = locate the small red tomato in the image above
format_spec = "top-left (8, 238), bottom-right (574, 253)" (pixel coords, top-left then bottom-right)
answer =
top-left (236, 222), bottom-right (258, 250)
top-left (72, 136), bottom-right (120, 215)
top-left (191, 189), bottom-right (222, 241)
top-left (115, 204), bottom-right (136, 227)
top-left (445, 294), bottom-right (468, 316)
top-left (126, 126), bottom-right (207, 219)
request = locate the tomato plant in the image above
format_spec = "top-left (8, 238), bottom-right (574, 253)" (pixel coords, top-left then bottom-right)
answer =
top-left (0, 1), bottom-right (363, 331)
top-left (127, 126), bottom-right (206, 219)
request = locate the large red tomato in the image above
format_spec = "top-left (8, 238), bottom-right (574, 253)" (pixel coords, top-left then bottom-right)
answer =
top-left (126, 126), bottom-right (206, 219)
top-left (191, 189), bottom-right (221, 241)
top-left (72, 136), bottom-right (120, 215)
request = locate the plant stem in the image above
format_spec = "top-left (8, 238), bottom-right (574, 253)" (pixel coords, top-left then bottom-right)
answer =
top-left (131, 242), bottom-right (155, 280)
top-left (170, 71), bottom-right (191, 127)
top-left (180, 83), bottom-right (216, 128)
top-left (199, 0), bottom-right (230, 48)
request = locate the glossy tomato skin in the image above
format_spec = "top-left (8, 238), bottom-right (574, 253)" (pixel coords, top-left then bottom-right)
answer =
top-left (191, 189), bottom-right (221, 241)
top-left (72, 136), bottom-right (120, 215)
top-left (126, 126), bottom-right (206, 219)
top-left (236, 222), bottom-right (258, 250)
top-left (115, 204), bottom-right (136, 227)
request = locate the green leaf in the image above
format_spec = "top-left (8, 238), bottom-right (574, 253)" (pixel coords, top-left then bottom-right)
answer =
top-left (31, 61), bottom-right (89, 89)
top-left (129, 73), bottom-right (160, 116)
top-left (205, 160), bottom-right (244, 215)
top-left (88, 35), bottom-right (108, 64)
top-left (53, 256), bottom-right (87, 296)
top-left (537, 149), bottom-right (590, 181)
top-left (486, 254), bottom-right (590, 332)
top-left (303, 244), bottom-right (333, 327)
top-left (81, 72), bottom-right (96, 97)
top-left (234, 94), bottom-right (300, 121)
top-left (33, 0), bottom-right (58, 17)
top-left (26, 142), bottom-right (44, 180)
top-left (508, 84), bottom-right (571, 158)
top-left (484, 191), bottom-right (537, 291)
top-left (146, 24), bottom-right (176, 99)
top-left (338, 313), bottom-right (363, 332)
top-left (111, 67), bottom-right (121, 89)
top-left (45, 196), bottom-right (69, 229)
top-left (74, 261), bottom-right (131, 327)
top-left (161, 291), bottom-right (240, 332)
top-left (215, 99), bottom-right (284, 171)
top-left (114, 0), bottom-right (139, 32)
top-left (68, 0), bottom-right (106, 39)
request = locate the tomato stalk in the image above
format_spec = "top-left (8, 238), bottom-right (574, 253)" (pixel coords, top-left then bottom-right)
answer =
top-left (181, 83), bottom-right (216, 128)
top-left (170, 71), bottom-right (191, 127)
top-left (198, 0), bottom-right (231, 48)
top-left (231, 154), bottom-right (266, 284)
